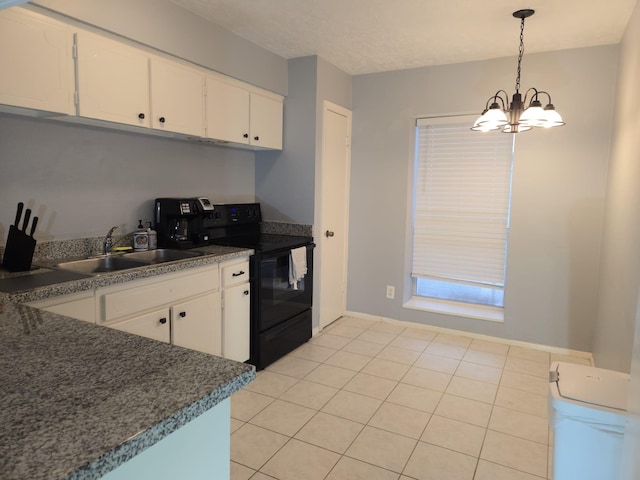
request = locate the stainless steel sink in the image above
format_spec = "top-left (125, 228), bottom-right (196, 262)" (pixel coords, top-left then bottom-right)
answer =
top-left (123, 249), bottom-right (203, 264)
top-left (51, 249), bottom-right (204, 275)
top-left (54, 256), bottom-right (149, 275)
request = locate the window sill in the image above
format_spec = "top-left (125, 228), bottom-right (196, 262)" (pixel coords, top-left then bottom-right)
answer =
top-left (403, 297), bottom-right (504, 323)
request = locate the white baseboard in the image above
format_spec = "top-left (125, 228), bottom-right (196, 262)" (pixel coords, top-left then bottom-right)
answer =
top-left (334, 310), bottom-right (594, 363)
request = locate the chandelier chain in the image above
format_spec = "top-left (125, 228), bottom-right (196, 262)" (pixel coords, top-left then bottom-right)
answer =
top-left (515, 16), bottom-right (526, 93)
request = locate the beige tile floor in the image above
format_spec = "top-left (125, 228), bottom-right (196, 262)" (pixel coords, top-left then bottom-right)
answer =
top-left (230, 316), bottom-right (591, 480)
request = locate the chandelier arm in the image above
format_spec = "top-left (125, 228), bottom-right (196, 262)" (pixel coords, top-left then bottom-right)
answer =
top-left (493, 90), bottom-right (510, 109)
top-left (535, 90), bottom-right (553, 105)
top-left (523, 87), bottom-right (539, 106)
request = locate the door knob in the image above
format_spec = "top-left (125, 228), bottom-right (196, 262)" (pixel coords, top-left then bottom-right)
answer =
top-left (325, 230), bottom-right (335, 237)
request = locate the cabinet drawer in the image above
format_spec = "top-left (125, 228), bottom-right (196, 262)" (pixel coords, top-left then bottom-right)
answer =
top-left (221, 260), bottom-right (250, 287)
top-left (99, 265), bottom-right (218, 323)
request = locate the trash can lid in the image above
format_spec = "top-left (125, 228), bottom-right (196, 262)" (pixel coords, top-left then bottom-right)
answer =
top-left (551, 362), bottom-right (629, 411)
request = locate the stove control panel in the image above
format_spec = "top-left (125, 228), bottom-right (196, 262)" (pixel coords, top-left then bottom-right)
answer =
top-left (213, 203), bottom-right (262, 225)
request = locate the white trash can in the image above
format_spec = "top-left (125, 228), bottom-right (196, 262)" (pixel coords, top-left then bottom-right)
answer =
top-left (548, 361), bottom-right (629, 480)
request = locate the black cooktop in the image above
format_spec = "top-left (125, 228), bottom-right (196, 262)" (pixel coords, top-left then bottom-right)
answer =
top-left (210, 233), bottom-right (313, 253)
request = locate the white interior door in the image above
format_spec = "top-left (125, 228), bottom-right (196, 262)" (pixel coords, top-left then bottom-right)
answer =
top-left (317, 101), bottom-right (352, 329)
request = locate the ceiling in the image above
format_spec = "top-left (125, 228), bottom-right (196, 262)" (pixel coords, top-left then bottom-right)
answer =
top-left (170, 0), bottom-right (637, 75)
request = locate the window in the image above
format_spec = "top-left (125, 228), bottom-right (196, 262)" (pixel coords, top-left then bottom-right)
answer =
top-left (411, 116), bottom-right (514, 311)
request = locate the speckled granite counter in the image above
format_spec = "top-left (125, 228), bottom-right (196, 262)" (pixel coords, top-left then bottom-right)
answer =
top-left (0, 246), bottom-right (256, 480)
top-left (0, 244), bottom-right (252, 304)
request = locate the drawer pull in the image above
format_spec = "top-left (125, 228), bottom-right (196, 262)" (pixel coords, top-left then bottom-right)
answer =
top-left (179, 311), bottom-right (186, 318)
top-left (243, 290), bottom-right (249, 296)
top-left (159, 317), bottom-right (167, 325)
top-left (232, 271), bottom-right (245, 277)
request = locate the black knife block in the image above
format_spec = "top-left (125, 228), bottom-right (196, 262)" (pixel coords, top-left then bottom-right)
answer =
top-left (2, 224), bottom-right (36, 272)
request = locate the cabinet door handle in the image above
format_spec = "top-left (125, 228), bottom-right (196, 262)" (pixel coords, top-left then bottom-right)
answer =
top-left (138, 113), bottom-right (145, 119)
top-left (179, 311), bottom-right (186, 318)
top-left (243, 290), bottom-right (249, 296)
top-left (254, 136), bottom-right (260, 141)
top-left (159, 317), bottom-right (167, 324)
top-left (232, 271), bottom-right (245, 277)
top-left (243, 133), bottom-right (249, 138)
top-left (159, 116), bottom-right (166, 123)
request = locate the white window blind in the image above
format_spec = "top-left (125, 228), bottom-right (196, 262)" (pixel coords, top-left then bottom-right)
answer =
top-left (412, 119), bottom-right (514, 287)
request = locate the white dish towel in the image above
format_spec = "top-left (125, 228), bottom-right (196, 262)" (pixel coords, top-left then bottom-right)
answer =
top-left (289, 246), bottom-right (307, 290)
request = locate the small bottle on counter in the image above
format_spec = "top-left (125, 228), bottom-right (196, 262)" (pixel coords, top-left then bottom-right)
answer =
top-left (147, 222), bottom-right (157, 250)
top-left (133, 219), bottom-right (149, 251)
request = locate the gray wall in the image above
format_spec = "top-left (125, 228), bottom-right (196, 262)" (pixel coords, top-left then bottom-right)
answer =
top-left (593, 1), bottom-right (640, 371)
top-left (348, 45), bottom-right (617, 353)
top-left (256, 55), bottom-right (351, 225)
top-left (0, 114), bottom-right (254, 241)
top-left (255, 57), bottom-right (318, 224)
top-left (30, 0), bottom-right (288, 95)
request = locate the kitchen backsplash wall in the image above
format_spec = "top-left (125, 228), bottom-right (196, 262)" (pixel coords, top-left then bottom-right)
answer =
top-left (0, 113), bottom-right (256, 243)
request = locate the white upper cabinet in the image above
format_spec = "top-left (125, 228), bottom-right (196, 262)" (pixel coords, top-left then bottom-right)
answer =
top-left (205, 76), bottom-right (250, 146)
top-left (75, 30), bottom-right (150, 128)
top-left (3, 7), bottom-right (283, 149)
top-left (0, 8), bottom-right (75, 115)
top-left (149, 56), bottom-right (204, 136)
top-left (205, 75), bottom-right (283, 150)
top-left (250, 91), bottom-right (283, 150)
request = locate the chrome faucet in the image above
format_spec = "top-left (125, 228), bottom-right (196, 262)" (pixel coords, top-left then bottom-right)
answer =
top-left (103, 226), bottom-right (118, 255)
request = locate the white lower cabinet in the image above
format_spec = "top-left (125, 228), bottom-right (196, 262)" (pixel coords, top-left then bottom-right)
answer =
top-left (172, 292), bottom-right (222, 356)
top-left (29, 261), bottom-right (247, 359)
top-left (223, 283), bottom-right (250, 362)
top-left (96, 265), bottom-right (222, 356)
top-left (221, 259), bottom-right (250, 362)
top-left (26, 290), bottom-right (96, 323)
top-left (109, 308), bottom-right (170, 344)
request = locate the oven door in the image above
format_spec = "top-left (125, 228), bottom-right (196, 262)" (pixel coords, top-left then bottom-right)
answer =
top-left (255, 244), bottom-right (314, 332)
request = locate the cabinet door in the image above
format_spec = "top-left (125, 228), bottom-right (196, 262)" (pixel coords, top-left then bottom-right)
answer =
top-left (150, 57), bottom-right (203, 136)
top-left (76, 30), bottom-right (150, 127)
top-left (0, 8), bottom-right (74, 114)
top-left (223, 282), bottom-right (250, 363)
top-left (205, 75), bottom-right (250, 145)
top-left (172, 292), bottom-right (222, 356)
top-left (249, 92), bottom-right (283, 150)
top-left (109, 308), bottom-right (171, 343)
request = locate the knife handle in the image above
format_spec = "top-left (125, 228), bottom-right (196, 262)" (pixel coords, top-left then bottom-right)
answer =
top-left (14, 202), bottom-right (24, 227)
top-left (29, 216), bottom-right (38, 237)
top-left (22, 209), bottom-right (31, 232)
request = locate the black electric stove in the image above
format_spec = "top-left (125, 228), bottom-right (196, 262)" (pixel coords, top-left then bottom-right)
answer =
top-left (207, 204), bottom-right (315, 370)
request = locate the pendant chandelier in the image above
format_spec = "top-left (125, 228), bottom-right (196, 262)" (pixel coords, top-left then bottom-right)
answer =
top-left (472, 9), bottom-right (565, 133)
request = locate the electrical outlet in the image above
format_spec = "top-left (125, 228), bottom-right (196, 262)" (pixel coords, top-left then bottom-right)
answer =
top-left (386, 285), bottom-right (395, 299)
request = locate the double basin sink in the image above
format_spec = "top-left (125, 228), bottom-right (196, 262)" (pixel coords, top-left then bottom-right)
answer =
top-left (51, 249), bottom-right (203, 275)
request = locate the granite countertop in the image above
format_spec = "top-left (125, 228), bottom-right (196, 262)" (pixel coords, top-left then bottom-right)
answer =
top-left (0, 244), bottom-right (253, 304)
top-left (0, 246), bottom-right (256, 480)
